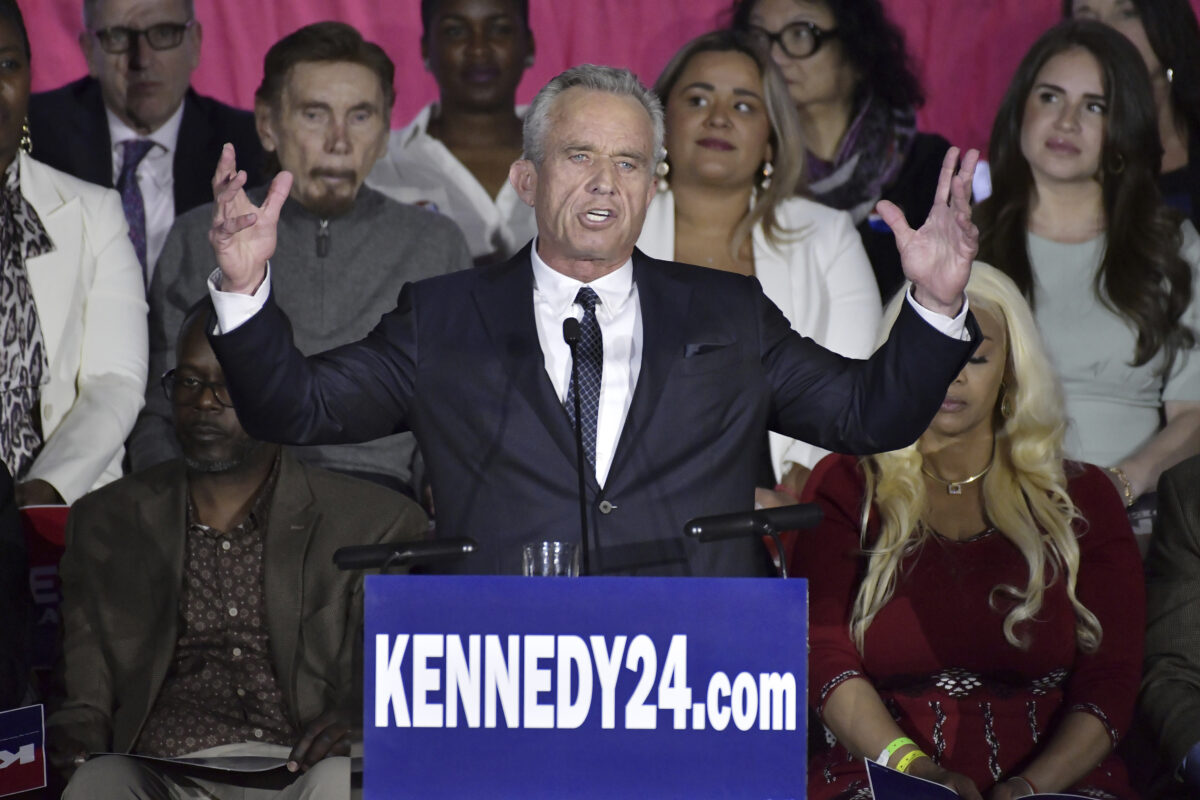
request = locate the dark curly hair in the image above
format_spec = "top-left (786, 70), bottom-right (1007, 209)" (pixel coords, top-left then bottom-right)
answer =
top-left (0, 0), bottom-right (29, 62)
top-left (976, 19), bottom-right (1194, 372)
top-left (420, 0), bottom-right (531, 42)
top-left (1063, 0), bottom-right (1200, 143)
top-left (728, 0), bottom-right (924, 111)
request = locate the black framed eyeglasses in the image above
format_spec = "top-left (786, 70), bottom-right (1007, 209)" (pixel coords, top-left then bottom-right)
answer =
top-left (161, 369), bottom-right (233, 408)
top-left (745, 21), bottom-right (838, 60)
top-left (89, 20), bottom-right (195, 55)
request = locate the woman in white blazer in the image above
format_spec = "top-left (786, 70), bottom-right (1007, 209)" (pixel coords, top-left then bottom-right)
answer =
top-left (0, 0), bottom-right (147, 507)
top-left (638, 30), bottom-right (881, 501)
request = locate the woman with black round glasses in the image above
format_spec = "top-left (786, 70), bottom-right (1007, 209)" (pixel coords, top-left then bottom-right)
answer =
top-left (730, 0), bottom-right (958, 302)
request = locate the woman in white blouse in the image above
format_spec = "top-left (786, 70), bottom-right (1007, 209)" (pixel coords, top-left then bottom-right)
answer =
top-left (367, 0), bottom-right (536, 265)
top-left (637, 29), bottom-right (881, 501)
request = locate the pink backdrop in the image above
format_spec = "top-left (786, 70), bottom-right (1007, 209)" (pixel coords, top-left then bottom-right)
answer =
top-left (24, 1), bottom-right (1200, 153)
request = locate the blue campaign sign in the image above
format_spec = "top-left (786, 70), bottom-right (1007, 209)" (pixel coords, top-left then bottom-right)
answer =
top-left (0, 704), bottom-right (46, 797)
top-left (364, 575), bottom-right (807, 799)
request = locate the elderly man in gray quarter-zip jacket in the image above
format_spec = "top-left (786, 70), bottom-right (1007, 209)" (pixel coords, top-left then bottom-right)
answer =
top-left (128, 22), bottom-right (470, 499)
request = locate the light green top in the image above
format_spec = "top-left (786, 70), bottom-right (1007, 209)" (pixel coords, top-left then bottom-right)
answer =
top-left (1028, 224), bottom-right (1200, 466)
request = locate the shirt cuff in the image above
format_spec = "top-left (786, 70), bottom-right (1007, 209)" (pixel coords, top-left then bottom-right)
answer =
top-left (905, 287), bottom-right (970, 341)
top-left (207, 265), bottom-right (271, 334)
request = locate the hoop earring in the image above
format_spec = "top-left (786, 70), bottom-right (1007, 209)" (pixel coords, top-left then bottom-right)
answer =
top-left (656, 157), bottom-right (670, 193)
top-left (1107, 152), bottom-right (1125, 175)
top-left (760, 160), bottom-right (774, 190)
top-left (999, 383), bottom-right (1014, 419)
top-left (524, 54), bottom-right (535, 68)
top-left (19, 118), bottom-right (30, 154)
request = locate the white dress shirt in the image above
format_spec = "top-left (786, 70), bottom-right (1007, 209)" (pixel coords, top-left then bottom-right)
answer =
top-left (108, 103), bottom-right (184, 283)
top-left (529, 243), bottom-right (642, 486)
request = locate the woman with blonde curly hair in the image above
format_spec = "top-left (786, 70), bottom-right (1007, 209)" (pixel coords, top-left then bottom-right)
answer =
top-left (795, 264), bottom-right (1143, 799)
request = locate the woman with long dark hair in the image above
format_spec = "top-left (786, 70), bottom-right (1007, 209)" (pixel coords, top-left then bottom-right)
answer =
top-left (976, 19), bottom-right (1200, 510)
top-left (1065, 0), bottom-right (1200, 226)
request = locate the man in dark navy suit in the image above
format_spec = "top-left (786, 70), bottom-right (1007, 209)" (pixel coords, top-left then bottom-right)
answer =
top-left (204, 65), bottom-right (982, 576)
top-left (29, 0), bottom-right (262, 283)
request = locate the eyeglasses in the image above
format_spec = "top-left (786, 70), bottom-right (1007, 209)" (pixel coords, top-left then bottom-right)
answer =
top-left (745, 21), bottom-right (838, 60)
top-left (88, 20), bottom-right (195, 55)
top-left (161, 369), bottom-right (233, 408)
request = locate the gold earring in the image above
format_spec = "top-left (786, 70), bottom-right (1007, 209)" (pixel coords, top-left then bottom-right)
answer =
top-left (999, 383), bottom-right (1014, 418)
top-left (20, 118), bottom-right (30, 154)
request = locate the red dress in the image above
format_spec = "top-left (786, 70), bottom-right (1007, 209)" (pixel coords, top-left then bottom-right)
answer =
top-left (795, 455), bottom-right (1143, 799)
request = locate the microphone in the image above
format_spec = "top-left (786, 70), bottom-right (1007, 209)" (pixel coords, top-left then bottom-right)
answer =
top-left (684, 505), bottom-right (823, 542)
top-left (563, 317), bottom-right (591, 576)
top-left (563, 316), bottom-right (581, 346)
top-left (683, 504), bottom-right (823, 579)
top-left (333, 537), bottom-right (477, 571)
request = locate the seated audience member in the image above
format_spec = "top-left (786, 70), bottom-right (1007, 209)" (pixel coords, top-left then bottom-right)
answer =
top-left (798, 264), bottom-right (1143, 798)
top-left (0, 0), bottom-right (147, 509)
top-left (29, 0), bottom-right (264, 285)
top-left (48, 300), bottom-right (428, 799)
top-left (1065, 0), bottom-right (1200, 228)
top-left (730, 0), bottom-right (957, 302)
top-left (638, 30), bottom-right (880, 501)
top-left (367, 0), bottom-right (536, 264)
top-left (0, 463), bottom-right (32, 710)
top-left (975, 21), bottom-right (1200, 514)
top-left (128, 21), bottom-right (471, 497)
top-left (1141, 453), bottom-right (1200, 797)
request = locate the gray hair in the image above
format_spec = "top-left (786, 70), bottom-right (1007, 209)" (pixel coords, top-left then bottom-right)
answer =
top-left (84, 0), bottom-right (195, 27)
top-left (522, 64), bottom-right (665, 166)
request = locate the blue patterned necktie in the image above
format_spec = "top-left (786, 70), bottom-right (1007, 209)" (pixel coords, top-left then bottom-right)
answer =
top-left (117, 139), bottom-right (155, 280)
top-left (565, 286), bottom-right (603, 469)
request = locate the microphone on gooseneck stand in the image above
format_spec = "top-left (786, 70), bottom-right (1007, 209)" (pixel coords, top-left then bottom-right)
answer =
top-left (683, 504), bottom-right (824, 579)
top-left (563, 317), bottom-right (591, 576)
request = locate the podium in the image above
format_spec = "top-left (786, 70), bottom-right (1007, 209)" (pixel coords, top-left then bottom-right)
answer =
top-left (363, 575), bottom-right (808, 799)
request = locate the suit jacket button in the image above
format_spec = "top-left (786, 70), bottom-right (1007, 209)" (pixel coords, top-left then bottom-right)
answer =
top-left (598, 500), bottom-right (614, 514)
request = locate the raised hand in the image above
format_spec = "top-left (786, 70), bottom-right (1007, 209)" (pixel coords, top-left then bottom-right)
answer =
top-left (876, 147), bottom-right (980, 317)
top-left (208, 143), bottom-right (293, 294)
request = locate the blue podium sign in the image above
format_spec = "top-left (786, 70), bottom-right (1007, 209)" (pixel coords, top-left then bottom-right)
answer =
top-left (364, 575), bottom-right (807, 799)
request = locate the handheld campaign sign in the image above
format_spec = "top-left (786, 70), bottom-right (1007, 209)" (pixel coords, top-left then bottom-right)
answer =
top-left (365, 576), bottom-right (807, 799)
top-left (0, 704), bottom-right (46, 797)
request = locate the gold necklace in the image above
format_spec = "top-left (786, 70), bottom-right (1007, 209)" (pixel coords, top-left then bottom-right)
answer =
top-left (921, 459), bottom-right (993, 495)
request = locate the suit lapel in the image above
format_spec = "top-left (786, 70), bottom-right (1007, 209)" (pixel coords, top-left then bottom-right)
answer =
top-left (135, 464), bottom-right (189, 730)
top-left (263, 454), bottom-right (318, 713)
top-left (71, 79), bottom-right (114, 188)
top-left (21, 154), bottom-right (81, 366)
top-left (472, 248), bottom-right (595, 489)
top-left (607, 251), bottom-right (690, 482)
top-left (173, 91), bottom-right (214, 210)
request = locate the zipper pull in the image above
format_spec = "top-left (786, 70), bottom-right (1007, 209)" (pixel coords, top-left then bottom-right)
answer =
top-left (316, 219), bottom-right (330, 257)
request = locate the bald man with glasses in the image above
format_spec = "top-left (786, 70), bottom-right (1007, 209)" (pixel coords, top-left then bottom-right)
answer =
top-left (30, 0), bottom-right (263, 285)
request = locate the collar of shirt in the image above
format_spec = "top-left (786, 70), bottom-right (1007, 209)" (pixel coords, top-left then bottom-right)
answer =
top-left (529, 237), bottom-right (636, 320)
top-left (185, 452), bottom-right (282, 538)
top-left (107, 100), bottom-right (184, 187)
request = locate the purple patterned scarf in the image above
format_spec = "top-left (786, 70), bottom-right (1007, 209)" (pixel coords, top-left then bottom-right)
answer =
top-left (804, 93), bottom-right (918, 225)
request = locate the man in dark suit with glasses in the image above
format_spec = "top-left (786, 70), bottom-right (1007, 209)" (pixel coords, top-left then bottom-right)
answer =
top-left (29, 0), bottom-right (263, 285)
